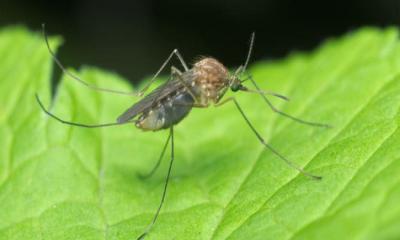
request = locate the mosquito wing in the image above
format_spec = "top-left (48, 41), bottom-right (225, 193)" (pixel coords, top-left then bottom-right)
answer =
top-left (116, 77), bottom-right (187, 123)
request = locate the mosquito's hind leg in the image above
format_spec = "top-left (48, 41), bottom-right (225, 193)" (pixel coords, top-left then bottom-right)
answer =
top-left (42, 24), bottom-right (142, 96)
top-left (35, 93), bottom-right (130, 128)
top-left (43, 24), bottom-right (189, 97)
top-left (139, 131), bottom-right (171, 179)
top-left (137, 126), bottom-right (175, 240)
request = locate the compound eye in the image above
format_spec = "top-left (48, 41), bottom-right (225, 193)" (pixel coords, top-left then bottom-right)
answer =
top-left (231, 84), bottom-right (240, 92)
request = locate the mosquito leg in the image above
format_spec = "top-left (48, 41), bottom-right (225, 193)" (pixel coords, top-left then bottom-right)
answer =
top-left (138, 49), bottom-right (189, 96)
top-left (43, 24), bottom-right (189, 97)
top-left (239, 87), bottom-right (290, 101)
top-left (173, 49), bottom-right (189, 71)
top-left (36, 93), bottom-right (132, 128)
top-left (245, 73), bottom-right (332, 128)
top-left (137, 126), bottom-right (175, 240)
top-left (42, 24), bottom-right (144, 96)
top-left (139, 131), bottom-right (172, 179)
top-left (216, 97), bottom-right (322, 180)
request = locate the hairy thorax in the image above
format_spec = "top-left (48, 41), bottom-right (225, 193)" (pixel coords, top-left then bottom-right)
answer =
top-left (190, 57), bottom-right (229, 105)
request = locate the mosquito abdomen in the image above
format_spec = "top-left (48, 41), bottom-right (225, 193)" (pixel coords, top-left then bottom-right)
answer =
top-left (136, 92), bottom-right (194, 131)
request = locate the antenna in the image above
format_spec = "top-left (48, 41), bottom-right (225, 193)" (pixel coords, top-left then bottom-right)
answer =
top-left (243, 32), bottom-right (255, 72)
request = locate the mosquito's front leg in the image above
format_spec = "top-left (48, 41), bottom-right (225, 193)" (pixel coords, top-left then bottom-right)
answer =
top-left (216, 96), bottom-right (322, 180)
top-left (244, 72), bottom-right (331, 128)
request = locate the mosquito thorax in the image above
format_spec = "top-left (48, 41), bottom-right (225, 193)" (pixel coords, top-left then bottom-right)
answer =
top-left (191, 57), bottom-right (229, 103)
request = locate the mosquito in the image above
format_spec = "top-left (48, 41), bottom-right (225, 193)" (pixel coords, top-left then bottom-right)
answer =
top-left (36, 24), bottom-right (330, 239)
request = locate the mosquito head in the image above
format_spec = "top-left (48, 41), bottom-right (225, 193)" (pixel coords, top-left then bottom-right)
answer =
top-left (229, 78), bottom-right (243, 92)
top-left (229, 66), bottom-right (246, 92)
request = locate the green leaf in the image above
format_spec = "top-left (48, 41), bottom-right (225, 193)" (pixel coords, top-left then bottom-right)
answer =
top-left (1, 26), bottom-right (400, 240)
